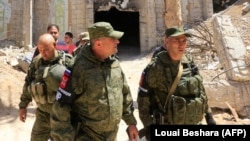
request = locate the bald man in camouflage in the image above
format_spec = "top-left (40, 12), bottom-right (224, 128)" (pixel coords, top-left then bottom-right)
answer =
top-left (18, 33), bottom-right (72, 141)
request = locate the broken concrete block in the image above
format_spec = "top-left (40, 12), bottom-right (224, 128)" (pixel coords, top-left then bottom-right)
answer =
top-left (17, 51), bottom-right (33, 73)
top-left (204, 79), bottom-right (250, 118)
top-left (242, 2), bottom-right (250, 13)
top-left (213, 15), bottom-right (250, 81)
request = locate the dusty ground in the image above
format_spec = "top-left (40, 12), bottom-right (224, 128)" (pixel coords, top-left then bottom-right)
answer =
top-left (1, 0), bottom-right (250, 140)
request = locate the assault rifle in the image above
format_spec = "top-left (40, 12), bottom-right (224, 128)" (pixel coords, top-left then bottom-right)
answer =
top-left (152, 110), bottom-right (164, 125)
top-left (138, 111), bottom-right (165, 138)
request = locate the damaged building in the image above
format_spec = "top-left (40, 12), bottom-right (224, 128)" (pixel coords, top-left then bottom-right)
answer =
top-left (1, 0), bottom-right (250, 118)
top-left (1, 0), bottom-right (214, 53)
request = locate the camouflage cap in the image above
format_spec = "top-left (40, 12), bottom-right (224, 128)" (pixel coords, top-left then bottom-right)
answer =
top-left (165, 26), bottom-right (191, 38)
top-left (88, 22), bottom-right (124, 40)
top-left (81, 32), bottom-right (90, 40)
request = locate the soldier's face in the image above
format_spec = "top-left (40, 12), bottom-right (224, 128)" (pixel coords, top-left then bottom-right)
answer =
top-left (99, 37), bottom-right (120, 57)
top-left (37, 42), bottom-right (56, 61)
top-left (165, 35), bottom-right (187, 61)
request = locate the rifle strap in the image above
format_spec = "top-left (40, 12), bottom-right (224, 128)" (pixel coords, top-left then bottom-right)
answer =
top-left (163, 61), bottom-right (183, 112)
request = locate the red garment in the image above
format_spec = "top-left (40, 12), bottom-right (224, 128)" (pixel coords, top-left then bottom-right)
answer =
top-left (67, 44), bottom-right (76, 54)
top-left (56, 41), bottom-right (68, 52)
top-left (56, 41), bottom-right (76, 54)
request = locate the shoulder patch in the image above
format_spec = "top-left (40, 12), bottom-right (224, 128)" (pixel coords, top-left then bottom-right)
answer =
top-left (59, 69), bottom-right (71, 89)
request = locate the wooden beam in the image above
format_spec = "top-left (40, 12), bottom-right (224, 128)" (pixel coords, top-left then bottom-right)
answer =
top-left (225, 101), bottom-right (240, 123)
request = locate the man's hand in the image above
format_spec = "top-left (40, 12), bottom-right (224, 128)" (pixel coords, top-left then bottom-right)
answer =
top-left (126, 124), bottom-right (139, 141)
top-left (19, 108), bottom-right (27, 122)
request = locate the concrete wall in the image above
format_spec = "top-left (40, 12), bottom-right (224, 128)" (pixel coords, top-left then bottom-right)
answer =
top-left (0, 0), bottom-right (22, 47)
top-left (0, 0), bottom-right (214, 53)
top-left (181, 0), bottom-right (213, 25)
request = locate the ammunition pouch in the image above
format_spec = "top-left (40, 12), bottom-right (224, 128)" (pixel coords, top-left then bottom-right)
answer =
top-left (29, 64), bottom-right (66, 104)
top-left (43, 64), bottom-right (66, 103)
top-left (167, 95), bottom-right (205, 124)
top-left (176, 75), bottom-right (202, 97)
top-left (29, 81), bottom-right (47, 104)
top-left (147, 53), bottom-right (207, 125)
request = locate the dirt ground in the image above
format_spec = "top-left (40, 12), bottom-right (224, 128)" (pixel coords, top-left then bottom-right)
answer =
top-left (1, 0), bottom-right (250, 140)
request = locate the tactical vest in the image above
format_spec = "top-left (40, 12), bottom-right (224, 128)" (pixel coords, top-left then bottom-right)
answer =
top-left (150, 51), bottom-right (207, 125)
top-left (27, 51), bottom-right (72, 104)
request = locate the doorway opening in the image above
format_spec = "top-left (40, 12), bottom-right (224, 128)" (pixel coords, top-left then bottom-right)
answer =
top-left (94, 7), bottom-right (140, 56)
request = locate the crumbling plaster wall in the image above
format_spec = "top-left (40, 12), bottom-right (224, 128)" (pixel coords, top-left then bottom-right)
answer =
top-left (0, 0), bottom-right (23, 47)
top-left (33, 0), bottom-right (55, 45)
top-left (181, 0), bottom-right (213, 24)
top-left (1, 0), bottom-right (213, 53)
top-left (164, 0), bottom-right (183, 28)
top-left (32, 0), bottom-right (92, 44)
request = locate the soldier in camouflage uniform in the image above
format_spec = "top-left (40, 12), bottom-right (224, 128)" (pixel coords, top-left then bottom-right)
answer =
top-left (72, 32), bottom-right (90, 56)
top-left (137, 27), bottom-right (216, 140)
top-left (51, 22), bottom-right (139, 141)
top-left (18, 33), bottom-right (72, 141)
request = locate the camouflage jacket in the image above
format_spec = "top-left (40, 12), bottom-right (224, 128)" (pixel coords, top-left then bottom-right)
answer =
top-left (137, 51), bottom-right (212, 127)
top-left (19, 51), bottom-right (72, 113)
top-left (51, 44), bottom-right (137, 141)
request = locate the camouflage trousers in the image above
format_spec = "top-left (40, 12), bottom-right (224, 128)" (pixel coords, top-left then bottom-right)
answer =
top-left (74, 124), bottom-right (119, 141)
top-left (31, 108), bottom-right (52, 141)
